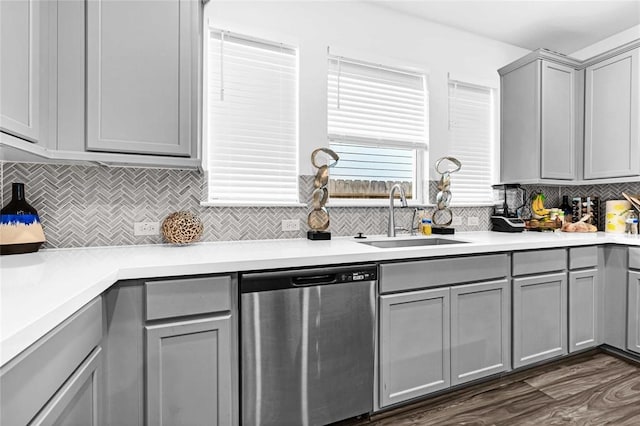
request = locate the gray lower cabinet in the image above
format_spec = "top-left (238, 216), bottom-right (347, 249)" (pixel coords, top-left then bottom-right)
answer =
top-left (450, 279), bottom-right (510, 386)
top-left (513, 272), bottom-right (568, 368)
top-left (568, 269), bottom-right (600, 352)
top-left (103, 275), bottom-right (238, 426)
top-left (0, 298), bottom-right (103, 426)
top-left (628, 271), bottom-right (640, 354)
top-left (379, 288), bottom-right (451, 407)
top-left (584, 47), bottom-right (640, 179)
top-left (30, 347), bottom-right (102, 426)
top-left (146, 316), bottom-right (233, 426)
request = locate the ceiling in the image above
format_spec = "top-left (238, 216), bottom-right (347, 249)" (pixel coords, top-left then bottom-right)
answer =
top-left (372, 1), bottom-right (640, 54)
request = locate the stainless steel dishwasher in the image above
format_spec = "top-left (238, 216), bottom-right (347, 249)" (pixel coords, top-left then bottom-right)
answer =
top-left (240, 264), bottom-right (376, 426)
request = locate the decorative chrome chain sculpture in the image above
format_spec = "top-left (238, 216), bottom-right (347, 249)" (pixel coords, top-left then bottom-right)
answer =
top-left (307, 147), bottom-right (339, 240)
top-left (433, 156), bottom-right (462, 229)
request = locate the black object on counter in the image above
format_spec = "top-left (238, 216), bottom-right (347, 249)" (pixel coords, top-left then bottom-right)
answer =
top-left (491, 216), bottom-right (525, 233)
top-left (560, 195), bottom-right (572, 218)
top-left (354, 232), bottom-right (367, 239)
top-left (432, 226), bottom-right (455, 235)
top-left (307, 230), bottom-right (331, 240)
top-left (1, 183), bottom-right (46, 255)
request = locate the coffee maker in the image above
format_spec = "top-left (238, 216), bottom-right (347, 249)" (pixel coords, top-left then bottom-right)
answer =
top-left (491, 184), bottom-right (526, 232)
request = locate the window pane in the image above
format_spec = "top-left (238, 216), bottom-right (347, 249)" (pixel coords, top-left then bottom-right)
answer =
top-left (329, 142), bottom-right (415, 198)
top-left (206, 31), bottom-right (298, 204)
top-left (327, 56), bottom-right (427, 201)
top-left (447, 81), bottom-right (494, 204)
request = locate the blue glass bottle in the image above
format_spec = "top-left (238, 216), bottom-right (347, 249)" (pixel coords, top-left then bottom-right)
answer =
top-left (1, 183), bottom-right (46, 255)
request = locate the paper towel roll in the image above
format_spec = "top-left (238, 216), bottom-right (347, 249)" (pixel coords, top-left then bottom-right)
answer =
top-left (605, 200), bottom-right (631, 233)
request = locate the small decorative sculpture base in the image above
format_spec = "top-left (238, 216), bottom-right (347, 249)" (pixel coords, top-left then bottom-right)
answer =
top-left (432, 226), bottom-right (455, 235)
top-left (307, 230), bottom-right (331, 240)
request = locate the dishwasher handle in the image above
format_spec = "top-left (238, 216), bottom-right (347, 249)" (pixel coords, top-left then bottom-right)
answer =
top-left (240, 264), bottom-right (377, 293)
top-left (292, 274), bottom-right (337, 286)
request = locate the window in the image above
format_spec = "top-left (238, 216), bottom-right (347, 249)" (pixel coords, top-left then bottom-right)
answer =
top-left (204, 30), bottom-right (299, 205)
top-left (327, 56), bottom-right (428, 201)
top-left (447, 80), bottom-right (495, 205)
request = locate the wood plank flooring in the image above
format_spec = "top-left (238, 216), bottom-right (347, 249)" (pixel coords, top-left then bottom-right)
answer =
top-left (350, 352), bottom-right (640, 426)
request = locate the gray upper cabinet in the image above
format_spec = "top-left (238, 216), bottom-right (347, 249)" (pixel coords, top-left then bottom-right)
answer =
top-left (584, 47), bottom-right (640, 179)
top-left (540, 62), bottom-right (576, 180)
top-left (628, 270), bottom-right (640, 354)
top-left (86, 0), bottom-right (195, 157)
top-left (499, 52), bottom-right (579, 184)
top-left (379, 288), bottom-right (451, 408)
top-left (450, 279), bottom-right (510, 386)
top-left (0, 0), bottom-right (42, 143)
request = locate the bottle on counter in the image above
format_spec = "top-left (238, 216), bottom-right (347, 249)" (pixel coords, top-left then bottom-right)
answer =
top-left (625, 210), bottom-right (638, 235)
top-left (559, 195), bottom-right (572, 220)
top-left (421, 218), bottom-right (432, 236)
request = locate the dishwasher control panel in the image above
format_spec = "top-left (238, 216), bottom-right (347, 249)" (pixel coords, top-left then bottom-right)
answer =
top-left (339, 270), bottom-right (377, 282)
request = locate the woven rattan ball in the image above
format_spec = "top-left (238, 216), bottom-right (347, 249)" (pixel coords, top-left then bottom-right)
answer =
top-left (161, 211), bottom-right (203, 244)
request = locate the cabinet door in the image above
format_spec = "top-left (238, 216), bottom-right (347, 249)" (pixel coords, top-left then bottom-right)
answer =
top-left (30, 347), bottom-right (102, 426)
top-left (379, 288), bottom-right (450, 407)
top-left (569, 269), bottom-right (599, 353)
top-left (540, 61), bottom-right (575, 180)
top-left (146, 316), bottom-right (232, 426)
top-left (628, 271), bottom-right (640, 354)
top-left (0, 0), bottom-right (40, 142)
top-left (584, 48), bottom-right (640, 179)
top-left (513, 272), bottom-right (568, 368)
top-left (86, 0), bottom-right (194, 156)
top-left (450, 280), bottom-right (510, 386)
top-left (500, 60), bottom-right (540, 183)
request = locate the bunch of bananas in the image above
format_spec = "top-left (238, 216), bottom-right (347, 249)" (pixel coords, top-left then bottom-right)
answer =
top-left (531, 193), bottom-right (550, 219)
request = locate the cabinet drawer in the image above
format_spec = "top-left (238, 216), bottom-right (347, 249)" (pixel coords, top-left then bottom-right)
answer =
top-left (145, 276), bottom-right (231, 321)
top-left (569, 246), bottom-right (598, 270)
top-left (0, 297), bottom-right (102, 426)
top-left (380, 254), bottom-right (509, 294)
top-left (629, 247), bottom-right (640, 270)
top-left (512, 249), bottom-right (567, 276)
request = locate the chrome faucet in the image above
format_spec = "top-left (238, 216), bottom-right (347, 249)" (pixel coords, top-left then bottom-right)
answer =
top-left (388, 183), bottom-right (408, 237)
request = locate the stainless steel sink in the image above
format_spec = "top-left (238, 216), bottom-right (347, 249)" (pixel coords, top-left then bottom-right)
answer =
top-left (357, 238), bottom-right (468, 248)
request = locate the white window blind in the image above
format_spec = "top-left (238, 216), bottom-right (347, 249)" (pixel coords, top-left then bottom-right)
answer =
top-left (327, 56), bottom-right (428, 200)
top-left (447, 80), bottom-right (495, 204)
top-left (205, 31), bottom-right (299, 205)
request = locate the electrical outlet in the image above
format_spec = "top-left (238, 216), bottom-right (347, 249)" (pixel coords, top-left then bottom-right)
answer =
top-left (281, 219), bottom-right (300, 232)
top-left (451, 216), bottom-right (463, 226)
top-left (467, 216), bottom-right (480, 226)
top-left (134, 221), bottom-right (159, 236)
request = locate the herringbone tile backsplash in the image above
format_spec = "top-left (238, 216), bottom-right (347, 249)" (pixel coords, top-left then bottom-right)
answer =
top-left (2, 161), bottom-right (639, 248)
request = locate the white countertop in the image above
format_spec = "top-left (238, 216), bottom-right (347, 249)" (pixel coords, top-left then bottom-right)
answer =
top-left (2, 231), bottom-right (639, 366)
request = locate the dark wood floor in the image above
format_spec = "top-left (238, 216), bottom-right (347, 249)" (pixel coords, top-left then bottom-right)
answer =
top-left (355, 352), bottom-right (640, 425)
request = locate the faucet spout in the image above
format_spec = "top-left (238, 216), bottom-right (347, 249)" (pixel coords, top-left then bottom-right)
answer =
top-left (388, 184), bottom-right (408, 237)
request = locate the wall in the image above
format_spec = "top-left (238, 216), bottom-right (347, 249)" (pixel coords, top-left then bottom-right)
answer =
top-left (2, 162), bottom-right (492, 248)
top-left (205, 1), bottom-right (529, 177)
top-left (4, 161), bottom-right (640, 249)
top-left (570, 25), bottom-right (640, 60)
top-left (4, 4), bottom-right (637, 249)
